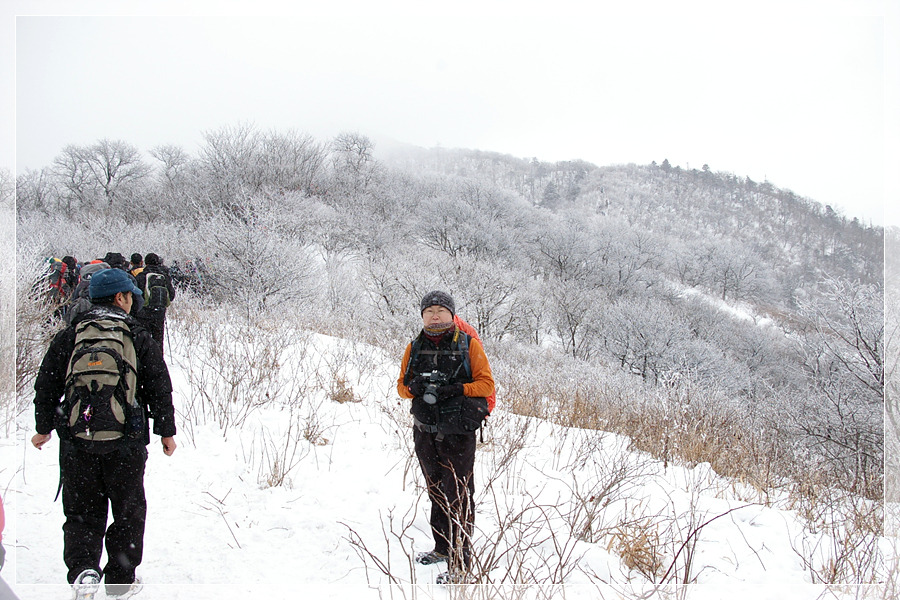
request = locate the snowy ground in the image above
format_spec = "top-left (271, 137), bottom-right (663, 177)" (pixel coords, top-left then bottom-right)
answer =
top-left (4, 318), bottom-right (894, 599)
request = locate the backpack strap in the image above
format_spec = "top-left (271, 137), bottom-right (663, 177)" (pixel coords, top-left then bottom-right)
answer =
top-left (454, 328), bottom-right (471, 380)
top-left (402, 335), bottom-right (423, 386)
top-left (403, 328), bottom-right (472, 385)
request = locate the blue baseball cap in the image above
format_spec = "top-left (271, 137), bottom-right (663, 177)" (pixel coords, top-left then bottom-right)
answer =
top-left (89, 268), bottom-right (143, 299)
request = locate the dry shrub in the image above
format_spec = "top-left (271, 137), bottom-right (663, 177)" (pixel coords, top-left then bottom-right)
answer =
top-left (790, 487), bottom-right (884, 584)
top-left (302, 410), bottom-right (330, 446)
top-left (565, 438), bottom-right (650, 544)
top-left (496, 340), bottom-right (792, 507)
top-left (167, 307), bottom-right (318, 460)
top-left (254, 416), bottom-right (309, 488)
top-left (471, 490), bottom-right (583, 585)
top-left (495, 339), bottom-right (884, 586)
top-left (608, 517), bottom-right (665, 581)
top-left (330, 376), bottom-right (358, 404)
top-left (559, 387), bottom-right (610, 430)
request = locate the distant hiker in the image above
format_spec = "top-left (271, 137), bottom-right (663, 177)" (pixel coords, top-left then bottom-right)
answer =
top-left (45, 257), bottom-right (73, 303)
top-left (41, 257), bottom-right (79, 321)
top-left (31, 267), bottom-right (176, 599)
top-left (62, 256), bottom-right (79, 290)
top-left (65, 261), bottom-right (111, 325)
top-left (397, 291), bottom-right (494, 584)
top-left (135, 253), bottom-right (176, 355)
top-left (168, 260), bottom-right (185, 289)
top-left (129, 253), bottom-right (144, 278)
top-left (170, 258), bottom-right (207, 293)
top-left (103, 252), bottom-right (128, 271)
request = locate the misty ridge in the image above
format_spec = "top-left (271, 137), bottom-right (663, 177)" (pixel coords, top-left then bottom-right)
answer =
top-left (8, 124), bottom-right (893, 580)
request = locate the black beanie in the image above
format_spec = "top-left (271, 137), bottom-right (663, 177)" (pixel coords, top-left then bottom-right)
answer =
top-left (103, 252), bottom-right (127, 269)
top-left (420, 290), bottom-right (455, 316)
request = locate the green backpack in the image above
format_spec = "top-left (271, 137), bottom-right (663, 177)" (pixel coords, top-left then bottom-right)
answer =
top-left (64, 316), bottom-right (143, 443)
top-left (144, 272), bottom-right (171, 308)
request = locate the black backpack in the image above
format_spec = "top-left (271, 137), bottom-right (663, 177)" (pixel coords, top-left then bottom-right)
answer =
top-left (144, 272), bottom-right (171, 308)
top-left (64, 315), bottom-right (143, 443)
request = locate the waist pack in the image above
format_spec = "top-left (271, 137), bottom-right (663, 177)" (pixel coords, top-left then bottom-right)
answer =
top-left (411, 394), bottom-right (489, 435)
top-left (63, 317), bottom-right (143, 445)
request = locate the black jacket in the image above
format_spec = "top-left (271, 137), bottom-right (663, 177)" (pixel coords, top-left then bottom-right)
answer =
top-left (402, 330), bottom-right (492, 434)
top-left (33, 305), bottom-right (177, 448)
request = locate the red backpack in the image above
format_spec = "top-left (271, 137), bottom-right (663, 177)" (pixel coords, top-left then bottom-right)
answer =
top-left (454, 315), bottom-right (496, 413)
top-left (46, 258), bottom-right (69, 300)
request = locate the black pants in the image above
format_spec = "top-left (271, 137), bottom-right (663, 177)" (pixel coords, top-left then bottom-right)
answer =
top-left (60, 443), bottom-right (148, 585)
top-left (413, 428), bottom-right (476, 570)
top-left (138, 309), bottom-right (167, 356)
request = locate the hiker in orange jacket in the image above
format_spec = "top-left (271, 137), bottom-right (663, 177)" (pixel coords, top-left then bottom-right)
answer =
top-left (397, 291), bottom-right (494, 584)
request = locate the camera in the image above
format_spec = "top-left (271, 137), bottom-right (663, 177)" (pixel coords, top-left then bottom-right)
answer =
top-left (419, 370), bottom-right (449, 405)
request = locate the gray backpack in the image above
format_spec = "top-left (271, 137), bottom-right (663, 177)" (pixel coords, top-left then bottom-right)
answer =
top-left (64, 315), bottom-right (143, 443)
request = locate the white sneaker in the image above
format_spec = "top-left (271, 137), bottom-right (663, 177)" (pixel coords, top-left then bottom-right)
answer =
top-left (107, 576), bottom-right (144, 599)
top-left (71, 569), bottom-right (101, 600)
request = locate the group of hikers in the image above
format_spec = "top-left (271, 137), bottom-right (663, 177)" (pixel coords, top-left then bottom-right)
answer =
top-left (31, 246), bottom-right (495, 596)
top-left (42, 252), bottom-right (177, 355)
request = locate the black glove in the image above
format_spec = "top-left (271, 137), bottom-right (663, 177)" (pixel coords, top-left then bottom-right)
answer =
top-left (436, 383), bottom-right (465, 400)
top-left (408, 376), bottom-right (426, 397)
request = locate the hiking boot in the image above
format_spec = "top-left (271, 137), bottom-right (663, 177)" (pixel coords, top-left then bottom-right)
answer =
top-left (435, 569), bottom-right (474, 585)
top-left (71, 569), bottom-right (101, 600)
top-left (415, 549), bottom-right (448, 565)
top-left (106, 576), bottom-right (143, 599)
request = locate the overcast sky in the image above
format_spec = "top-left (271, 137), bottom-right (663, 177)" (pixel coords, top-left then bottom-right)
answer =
top-left (4, 0), bottom-right (898, 226)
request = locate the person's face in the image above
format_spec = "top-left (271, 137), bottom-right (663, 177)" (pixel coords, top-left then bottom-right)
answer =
top-left (422, 305), bottom-right (452, 326)
top-left (115, 291), bottom-right (134, 313)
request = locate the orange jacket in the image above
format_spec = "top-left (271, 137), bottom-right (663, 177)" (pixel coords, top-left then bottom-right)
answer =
top-left (397, 327), bottom-right (495, 407)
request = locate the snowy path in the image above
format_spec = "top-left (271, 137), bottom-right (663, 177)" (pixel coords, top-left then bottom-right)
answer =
top-left (5, 322), bottom-right (887, 599)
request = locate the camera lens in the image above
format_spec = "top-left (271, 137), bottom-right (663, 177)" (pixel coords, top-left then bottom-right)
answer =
top-left (423, 384), bottom-right (438, 405)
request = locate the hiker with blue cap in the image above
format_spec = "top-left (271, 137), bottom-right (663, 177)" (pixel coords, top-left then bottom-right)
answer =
top-left (31, 264), bottom-right (177, 599)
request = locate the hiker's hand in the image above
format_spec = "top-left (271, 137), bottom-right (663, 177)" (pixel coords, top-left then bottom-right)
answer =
top-left (162, 437), bottom-right (177, 456)
top-left (32, 433), bottom-right (52, 450)
top-left (437, 383), bottom-right (464, 400)
top-left (408, 376), bottom-right (426, 397)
